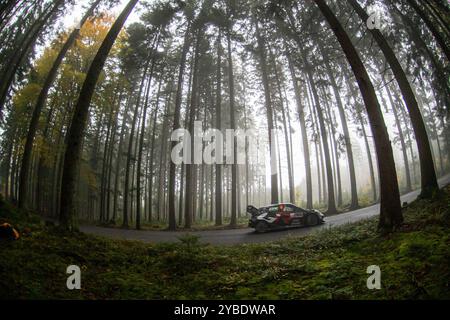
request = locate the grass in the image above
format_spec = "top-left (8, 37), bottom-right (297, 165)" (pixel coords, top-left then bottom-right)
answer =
top-left (0, 186), bottom-right (449, 300)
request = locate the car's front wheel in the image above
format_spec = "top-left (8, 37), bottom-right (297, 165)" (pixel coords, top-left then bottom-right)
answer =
top-left (255, 221), bottom-right (269, 233)
top-left (306, 214), bottom-right (319, 226)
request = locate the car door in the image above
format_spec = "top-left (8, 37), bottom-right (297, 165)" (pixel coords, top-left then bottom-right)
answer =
top-left (292, 205), bottom-right (306, 226)
top-left (265, 206), bottom-right (279, 224)
top-left (279, 204), bottom-right (294, 225)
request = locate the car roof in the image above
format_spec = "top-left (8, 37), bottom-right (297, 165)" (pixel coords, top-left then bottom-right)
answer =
top-left (262, 203), bottom-right (297, 208)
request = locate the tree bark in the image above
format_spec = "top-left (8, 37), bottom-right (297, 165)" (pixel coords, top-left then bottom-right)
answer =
top-left (227, 26), bottom-right (238, 227)
top-left (254, 17), bottom-right (279, 204)
top-left (123, 63), bottom-right (150, 228)
top-left (288, 57), bottom-right (313, 208)
top-left (184, 27), bottom-right (202, 229)
top-left (319, 44), bottom-right (359, 209)
top-left (168, 22), bottom-right (191, 231)
top-left (384, 86), bottom-right (412, 193)
top-left (315, 0), bottom-right (402, 231)
top-left (136, 35), bottom-right (161, 230)
top-left (301, 48), bottom-right (337, 215)
top-left (271, 50), bottom-right (295, 204)
top-left (215, 29), bottom-right (223, 226)
top-left (59, 0), bottom-right (138, 231)
top-left (18, 0), bottom-right (101, 209)
top-left (348, 0), bottom-right (439, 199)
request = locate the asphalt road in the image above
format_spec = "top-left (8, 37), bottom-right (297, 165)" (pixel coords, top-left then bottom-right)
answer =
top-left (81, 175), bottom-right (450, 246)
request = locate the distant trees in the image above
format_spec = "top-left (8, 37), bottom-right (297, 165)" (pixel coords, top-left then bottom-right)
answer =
top-left (318, 41), bottom-right (359, 210)
top-left (287, 53), bottom-right (313, 209)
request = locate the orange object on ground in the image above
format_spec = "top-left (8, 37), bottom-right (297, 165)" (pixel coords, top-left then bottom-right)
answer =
top-left (0, 223), bottom-right (20, 240)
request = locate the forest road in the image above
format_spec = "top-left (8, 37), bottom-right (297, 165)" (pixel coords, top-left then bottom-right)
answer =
top-left (81, 175), bottom-right (450, 246)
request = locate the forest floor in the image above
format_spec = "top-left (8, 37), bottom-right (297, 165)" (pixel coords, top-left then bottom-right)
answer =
top-left (1, 185), bottom-right (450, 299)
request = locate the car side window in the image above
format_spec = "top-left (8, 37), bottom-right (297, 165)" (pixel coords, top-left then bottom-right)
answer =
top-left (293, 206), bottom-right (303, 213)
top-left (284, 205), bottom-right (294, 213)
top-left (267, 206), bottom-right (278, 217)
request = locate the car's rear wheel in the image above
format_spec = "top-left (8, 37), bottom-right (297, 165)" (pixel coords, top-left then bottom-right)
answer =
top-left (306, 214), bottom-right (319, 226)
top-left (255, 221), bottom-right (269, 233)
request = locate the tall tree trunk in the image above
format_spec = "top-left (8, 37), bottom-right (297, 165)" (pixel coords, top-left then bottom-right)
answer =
top-left (18, 0), bottom-right (101, 209)
top-left (305, 82), bottom-right (323, 204)
top-left (113, 95), bottom-right (132, 222)
top-left (322, 90), bottom-right (343, 208)
top-left (136, 74), bottom-right (156, 229)
top-left (242, 87), bottom-right (250, 209)
top-left (227, 26), bottom-right (238, 227)
top-left (106, 92), bottom-right (123, 222)
top-left (59, 0), bottom-right (138, 231)
top-left (384, 86), bottom-right (412, 193)
top-left (148, 79), bottom-right (169, 222)
top-left (319, 43), bottom-right (359, 209)
top-left (288, 56), bottom-right (313, 208)
top-left (157, 82), bottom-right (172, 222)
top-left (271, 50), bottom-right (295, 203)
top-left (209, 164), bottom-right (214, 221)
top-left (136, 36), bottom-right (161, 230)
top-left (315, 0), bottom-right (402, 231)
top-left (348, 0), bottom-right (439, 199)
top-left (274, 114), bottom-right (284, 202)
top-left (301, 48), bottom-right (337, 215)
top-left (355, 97), bottom-right (378, 203)
top-left (286, 8), bottom-right (318, 208)
top-left (99, 91), bottom-right (119, 221)
top-left (215, 29), bottom-right (223, 226)
top-left (168, 22), bottom-right (191, 231)
top-left (254, 17), bottom-right (279, 204)
top-left (178, 56), bottom-right (194, 225)
top-left (185, 27), bottom-right (202, 229)
top-left (157, 110), bottom-right (170, 222)
top-left (123, 64), bottom-right (149, 228)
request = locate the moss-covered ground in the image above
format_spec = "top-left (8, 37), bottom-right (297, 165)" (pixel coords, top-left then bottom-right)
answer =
top-left (1, 186), bottom-right (449, 299)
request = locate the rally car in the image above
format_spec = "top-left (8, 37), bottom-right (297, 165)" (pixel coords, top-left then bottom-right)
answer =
top-left (247, 203), bottom-right (325, 233)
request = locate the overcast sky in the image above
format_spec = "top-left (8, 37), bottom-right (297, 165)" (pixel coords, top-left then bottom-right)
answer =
top-left (63, 0), bottom-right (142, 29)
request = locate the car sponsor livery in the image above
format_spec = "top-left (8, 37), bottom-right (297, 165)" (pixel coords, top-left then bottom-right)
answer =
top-left (247, 203), bottom-right (325, 233)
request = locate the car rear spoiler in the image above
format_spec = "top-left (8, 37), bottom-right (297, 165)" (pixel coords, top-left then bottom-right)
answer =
top-left (247, 205), bottom-right (260, 216)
